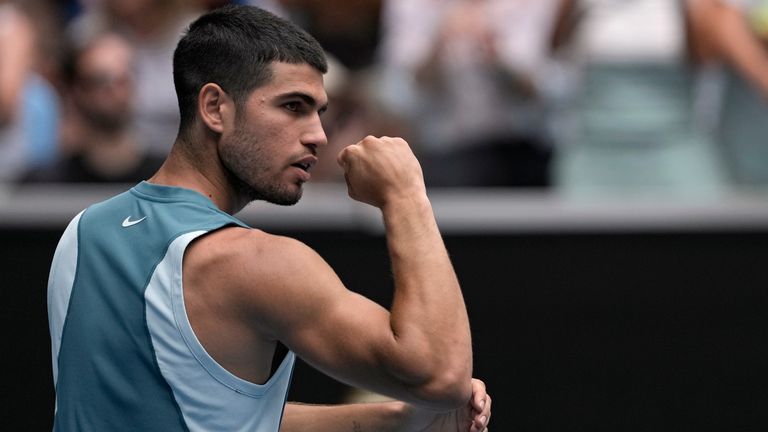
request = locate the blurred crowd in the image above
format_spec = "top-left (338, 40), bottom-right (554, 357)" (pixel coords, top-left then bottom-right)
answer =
top-left (2, 0), bottom-right (768, 199)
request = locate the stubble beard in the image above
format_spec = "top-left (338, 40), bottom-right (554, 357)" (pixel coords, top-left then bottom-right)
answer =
top-left (223, 125), bottom-right (304, 207)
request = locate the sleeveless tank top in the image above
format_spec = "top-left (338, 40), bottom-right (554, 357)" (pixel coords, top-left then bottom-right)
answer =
top-left (48, 181), bottom-right (295, 431)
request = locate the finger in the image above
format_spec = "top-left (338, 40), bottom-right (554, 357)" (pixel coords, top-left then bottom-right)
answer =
top-left (471, 379), bottom-right (487, 412)
top-left (336, 146), bottom-right (350, 168)
top-left (470, 394), bottom-right (491, 431)
top-left (358, 135), bottom-right (378, 148)
top-left (473, 414), bottom-right (488, 430)
top-left (338, 139), bottom-right (364, 164)
top-left (480, 394), bottom-right (491, 422)
top-left (472, 418), bottom-right (489, 432)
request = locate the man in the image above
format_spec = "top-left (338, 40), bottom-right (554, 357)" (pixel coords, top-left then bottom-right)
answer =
top-left (23, 31), bottom-right (164, 183)
top-left (47, 5), bottom-right (491, 431)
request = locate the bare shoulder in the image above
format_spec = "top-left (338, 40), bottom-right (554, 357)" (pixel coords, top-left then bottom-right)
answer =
top-left (185, 226), bottom-right (326, 282)
top-left (184, 226), bottom-right (341, 328)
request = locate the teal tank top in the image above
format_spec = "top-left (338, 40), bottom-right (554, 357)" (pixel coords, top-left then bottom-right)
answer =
top-left (48, 181), bottom-right (295, 431)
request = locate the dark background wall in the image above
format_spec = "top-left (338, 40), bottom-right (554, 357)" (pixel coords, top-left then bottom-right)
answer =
top-left (4, 226), bottom-right (768, 431)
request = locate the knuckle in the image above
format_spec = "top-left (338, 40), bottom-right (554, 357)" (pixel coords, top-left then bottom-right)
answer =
top-left (343, 145), bottom-right (360, 158)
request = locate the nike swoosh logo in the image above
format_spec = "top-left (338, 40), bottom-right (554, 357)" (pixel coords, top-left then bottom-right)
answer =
top-left (122, 216), bottom-right (147, 228)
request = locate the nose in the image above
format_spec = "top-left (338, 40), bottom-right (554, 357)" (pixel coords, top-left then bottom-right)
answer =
top-left (301, 117), bottom-right (328, 153)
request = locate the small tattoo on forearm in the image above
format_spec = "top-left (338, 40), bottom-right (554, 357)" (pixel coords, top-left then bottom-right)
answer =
top-left (353, 421), bottom-right (363, 432)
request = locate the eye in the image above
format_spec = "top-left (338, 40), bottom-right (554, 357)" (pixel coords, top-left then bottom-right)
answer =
top-left (284, 101), bottom-right (301, 112)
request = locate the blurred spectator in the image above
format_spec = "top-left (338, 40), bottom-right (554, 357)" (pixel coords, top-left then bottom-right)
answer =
top-left (550, 0), bottom-right (729, 199)
top-left (23, 31), bottom-right (163, 183)
top-left (377, 0), bottom-right (562, 187)
top-left (0, 0), bottom-right (62, 182)
top-left (687, 0), bottom-right (768, 188)
top-left (67, 0), bottom-right (204, 157)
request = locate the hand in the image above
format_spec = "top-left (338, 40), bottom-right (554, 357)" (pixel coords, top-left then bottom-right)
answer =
top-left (336, 136), bottom-right (426, 209)
top-left (467, 379), bottom-right (491, 432)
top-left (404, 379), bottom-right (492, 432)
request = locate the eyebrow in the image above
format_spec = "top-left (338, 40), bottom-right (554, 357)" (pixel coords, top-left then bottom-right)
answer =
top-left (279, 91), bottom-right (329, 113)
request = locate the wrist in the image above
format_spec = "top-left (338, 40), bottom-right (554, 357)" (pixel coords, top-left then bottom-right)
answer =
top-left (380, 190), bottom-right (431, 217)
top-left (378, 401), bottom-right (415, 432)
top-left (397, 402), bottom-right (422, 432)
top-left (399, 402), bottom-right (450, 432)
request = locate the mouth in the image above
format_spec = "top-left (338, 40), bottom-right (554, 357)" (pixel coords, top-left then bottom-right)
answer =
top-left (291, 158), bottom-right (317, 173)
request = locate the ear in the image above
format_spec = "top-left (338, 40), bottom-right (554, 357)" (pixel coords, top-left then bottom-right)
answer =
top-left (198, 83), bottom-right (233, 134)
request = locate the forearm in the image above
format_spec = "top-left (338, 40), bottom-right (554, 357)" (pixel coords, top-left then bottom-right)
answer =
top-left (281, 401), bottom-right (408, 432)
top-left (381, 193), bottom-right (473, 405)
top-left (335, 136), bottom-right (473, 408)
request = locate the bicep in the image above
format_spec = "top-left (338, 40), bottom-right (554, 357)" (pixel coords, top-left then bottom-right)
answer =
top-left (241, 237), bottom-right (400, 390)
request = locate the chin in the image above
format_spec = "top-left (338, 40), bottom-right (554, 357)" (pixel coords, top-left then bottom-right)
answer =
top-left (248, 183), bottom-right (303, 206)
top-left (267, 194), bottom-right (301, 206)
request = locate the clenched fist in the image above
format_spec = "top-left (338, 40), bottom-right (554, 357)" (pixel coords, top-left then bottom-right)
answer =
top-left (336, 136), bottom-right (426, 209)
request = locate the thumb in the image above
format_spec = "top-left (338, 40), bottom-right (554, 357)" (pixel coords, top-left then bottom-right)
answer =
top-left (336, 145), bottom-right (351, 169)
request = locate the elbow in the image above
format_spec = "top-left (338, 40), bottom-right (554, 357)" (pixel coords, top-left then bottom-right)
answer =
top-left (415, 368), bottom-right (473, 411)
top-left (393, 360), bottom-right (473, 411)
top-left (418, 370), bottom-right (473, 410)
top-left (382, 331), bottom-right (474, 409)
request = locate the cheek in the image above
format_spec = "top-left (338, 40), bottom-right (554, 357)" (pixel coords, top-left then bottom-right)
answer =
top-left (220, 133), bottom-right (250, 171)
top-left (220, 129), bottom-right (273, 181)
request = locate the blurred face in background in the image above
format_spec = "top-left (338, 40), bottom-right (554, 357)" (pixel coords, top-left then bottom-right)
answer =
top-left (72, 33), bottom-right (135, 132)
top-left (102, 0), bottom-right (187, 30)
top-left (103, 0), bottom-right (155, 21)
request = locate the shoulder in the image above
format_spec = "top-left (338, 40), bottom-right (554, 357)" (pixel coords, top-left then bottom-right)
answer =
top-left (185, 226), bottom-right (332, 295)
top-left (188, 226), bottom-right (319, 267)
top-left (183, 226), bottom-right (341, 332)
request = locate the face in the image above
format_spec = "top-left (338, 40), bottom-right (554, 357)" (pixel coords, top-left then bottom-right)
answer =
top-left (73, 34), bottom-right (135, 132)
top-left (218, 62), bottom-right (329, 206)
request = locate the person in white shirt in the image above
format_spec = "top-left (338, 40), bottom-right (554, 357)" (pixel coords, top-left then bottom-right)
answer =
top-left (378, 0), bottom-right (563, 187)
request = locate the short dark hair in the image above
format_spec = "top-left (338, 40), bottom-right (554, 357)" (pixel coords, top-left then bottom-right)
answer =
top-left (172, 5), bottom-right (327, 136)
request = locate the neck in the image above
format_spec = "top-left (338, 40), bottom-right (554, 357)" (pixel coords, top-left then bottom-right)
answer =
top-left (148, 138), bottom-right (249, 215)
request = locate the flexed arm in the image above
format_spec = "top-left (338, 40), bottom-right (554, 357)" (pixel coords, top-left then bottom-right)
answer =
top-left (214, 136), bottom-right (473, 410)
top-left (190, 136), bottom-right (475, 410)
top-left (335, 136), bottom-right (474, 408)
